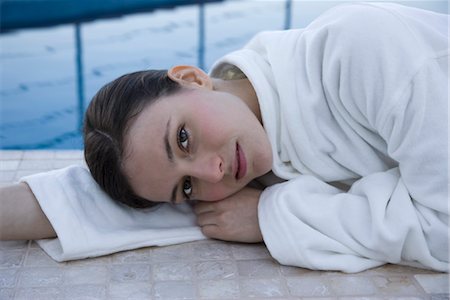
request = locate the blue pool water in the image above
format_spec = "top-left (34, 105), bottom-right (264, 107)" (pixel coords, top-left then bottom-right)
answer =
top-left (0, 0), bottom-right (447, 149)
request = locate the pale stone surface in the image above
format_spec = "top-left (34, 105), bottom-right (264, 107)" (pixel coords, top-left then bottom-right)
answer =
top-left (0, 268), bottom-right (18, 288)
top-left (329, 276), bottom-right (379, 296)
top-left (18, 267), bottom-right (64, 287)
top-left (196, 260), bottom-right (237, 280)
top-left (19, 159), bottom-right (53, 170)
top-left (230, 243), bottom-right (271, 260)
top-left (63, 266), bottom-right (109, 285)
top-left (14, 169), bottom-right (43, 180)
top-left (153, 261), bottom-right (193, 281)
top-left (287, 276), bottom-right (333, 297)
top-left (108, 282), bottom-right (153, 299)
top-left (62, 284), bottom-right (106, 299)
top-left (24, 248), bottom-right (61, 267)
top-left (153, 281), bottom-right (196, 299)
top-left (110, 264), bottom-right (152, 283)
top-left (192, 242), bottom-right (233, 261)
top-left (0, 240), bottom-right (29, 250)
top-left (415, 274), bottom-right (450, 294)
top-left (198, 279), bottom-right (239, 299)
top-left (0, 151), bottom-right (23, 160)
top-left (52, 160), bottom-right (84, 169)
top-left (0, 288), bottom-right (14, 300)
top-left (15, 287), bottom-right (61, 300)
top-left (0, 170), bottom-right (15, 182)
top-left (0, 150), bottom-right (447, 299)
top-left (0, 250), bottom-right (25, 268)
top-left (237, 259), bottom-right (281, 278)
top-left (150, 244), bottom-right (194, 262)
top-left (53, 150), bottom-right (84, 160)
top-left (22, 150), bottom-right (55, 159)
top-left (372, 276), bottom-right (422, 295)
top-left (240, 278), bottom-right (287, 297)
top-left (0, 160), bottom-right (20, 171)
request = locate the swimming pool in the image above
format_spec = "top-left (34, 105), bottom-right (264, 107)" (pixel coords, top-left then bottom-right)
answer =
top-left (0, 0), bottom-right (447, 149)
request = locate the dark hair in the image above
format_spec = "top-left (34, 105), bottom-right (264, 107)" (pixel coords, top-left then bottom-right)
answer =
top-left (83, 70), bottom-right (181, 208)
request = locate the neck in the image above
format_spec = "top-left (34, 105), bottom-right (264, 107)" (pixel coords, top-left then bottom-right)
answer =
top-left (212, 78), bottom-right (262, 123)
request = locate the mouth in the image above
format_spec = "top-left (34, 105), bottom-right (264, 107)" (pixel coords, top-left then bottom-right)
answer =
top-left (235, 143), bottom-right (247, 180)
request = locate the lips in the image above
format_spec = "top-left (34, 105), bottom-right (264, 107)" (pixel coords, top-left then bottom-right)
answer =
top-left (235, 143), bottom-right (247, 180)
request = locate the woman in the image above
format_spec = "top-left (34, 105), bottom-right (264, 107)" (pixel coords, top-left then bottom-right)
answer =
top-left (1, 2), bottom-right (448, 272)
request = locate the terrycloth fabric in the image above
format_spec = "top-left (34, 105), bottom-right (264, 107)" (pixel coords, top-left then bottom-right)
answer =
top-left (210, 2), bottom-right (449, 272)
top-left (22, 166), bottom-right (205, 262)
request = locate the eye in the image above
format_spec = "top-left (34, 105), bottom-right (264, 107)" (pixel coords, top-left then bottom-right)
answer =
top-left (183, 177), bottom-right (193, 199)
top-left (178, 126), bottom-right (189, 151)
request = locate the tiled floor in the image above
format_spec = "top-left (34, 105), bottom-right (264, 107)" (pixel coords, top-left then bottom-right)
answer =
top-left (0, 150), bottom-right (449, 300)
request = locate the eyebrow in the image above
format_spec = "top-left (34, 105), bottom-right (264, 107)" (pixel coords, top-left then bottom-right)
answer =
top-left (164, 118), bottom-right (174, 162)
top-left (164, 117), bottom-right (178, 204)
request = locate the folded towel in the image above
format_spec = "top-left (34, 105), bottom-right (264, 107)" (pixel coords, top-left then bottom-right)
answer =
top-left (21, 165), bottom-right (206, 261)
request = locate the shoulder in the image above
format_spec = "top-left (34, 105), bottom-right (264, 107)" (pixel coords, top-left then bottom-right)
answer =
top-left (310, 2), bottom-right (403, 28)
top-left (301, 3), bottom-right (424, 58)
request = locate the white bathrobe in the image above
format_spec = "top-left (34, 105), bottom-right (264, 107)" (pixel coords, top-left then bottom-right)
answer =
top-left (210, 2), bottom-right (448, 272)
top-left (22, 3), bottom-right (448, 272)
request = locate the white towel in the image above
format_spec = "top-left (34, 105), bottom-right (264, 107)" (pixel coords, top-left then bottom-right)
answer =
top-left (22, 165), bottom-right (205, 261)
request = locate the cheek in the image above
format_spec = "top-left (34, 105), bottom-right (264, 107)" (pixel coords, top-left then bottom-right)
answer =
top-left (191, 103), bottom-right (229, 137)
top-left (199, 184), bottom-right (238, 201)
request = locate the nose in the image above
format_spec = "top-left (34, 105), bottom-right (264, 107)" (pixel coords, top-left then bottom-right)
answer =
top-left (190, 154), bottom-right (224, 183)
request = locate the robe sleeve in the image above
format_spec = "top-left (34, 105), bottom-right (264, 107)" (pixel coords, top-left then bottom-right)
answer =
top-left (258, 3), bottom-right (449, 273)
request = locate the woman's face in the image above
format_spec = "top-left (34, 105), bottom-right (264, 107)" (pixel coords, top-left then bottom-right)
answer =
top-left (122, 87), bottom-right (273, 204)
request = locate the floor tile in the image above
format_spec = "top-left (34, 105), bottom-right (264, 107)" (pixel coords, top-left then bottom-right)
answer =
top-left (22, 151), bottom-right (55, 160)
top-left (0, 250), bottom-right (26, 268)
top-left (192, 242), bottom-right (233, 261)
top-left (0, 268), bottom-right (19, 288)
top-left (415, 274), bottom-right (449, 294)
top-left (153, 261), bottom-right (193, 281)
top-left (63, 265), bottom-right (109, 285)
top-left (0, 151), bottom-right (23, 160)
top-left (0, 288), bottom-right (14, 300)
top-left (286, 276), bottom-right (333, 297)
top-left (110, 264), bottom-right (152, 283)
top-left (196, 260), bottom-right (237, 280)
top-left (240, 278), bottom-right (287, 298)
top-left (15, 287), bottom-right (61, 300)
top-left (198, 279), bottom-right (240, 299)
top-left (108, 281), bottom-right (153, 299)
top-left (62, 284), bottom-right (106, 299)
top-left (237, 259), bottom-right (280, 278)
top-left (373, 275), bottom-right (422, 295)
top-left (328, 276), bottom-right (379, 296)
top-left (153, 281), bottom-right (196, 299)
top-left (17, 267), bottom-right (64, 288)
top-left (230, 243), bottom-right (271, 260)
top-left (0, 240), bottom-right (29, 250)
top-left (0, 160), bottom-right (20, 171)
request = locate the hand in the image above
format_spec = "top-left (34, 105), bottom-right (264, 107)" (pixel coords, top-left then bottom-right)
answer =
top-left (193, 187), bottom-right (263, 243)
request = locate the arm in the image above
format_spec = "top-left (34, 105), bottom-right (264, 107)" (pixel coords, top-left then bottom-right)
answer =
top-left (0, 182), bottom-right (56, 240)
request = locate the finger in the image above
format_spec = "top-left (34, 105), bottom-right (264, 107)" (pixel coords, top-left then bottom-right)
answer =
top-left (196, 211), bottom-right (219, 227)
top-left (200, 224), bottom-right (223, 240)
top-left (193, 201), bottom-right (215, 214)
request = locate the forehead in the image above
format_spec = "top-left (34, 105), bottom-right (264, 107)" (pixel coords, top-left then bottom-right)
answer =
top-left (122, 98), bottom-right (174, 202)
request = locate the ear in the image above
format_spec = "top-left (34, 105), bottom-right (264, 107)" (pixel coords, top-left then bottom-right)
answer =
top-left (167, 65), bottom-right (213, 90)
